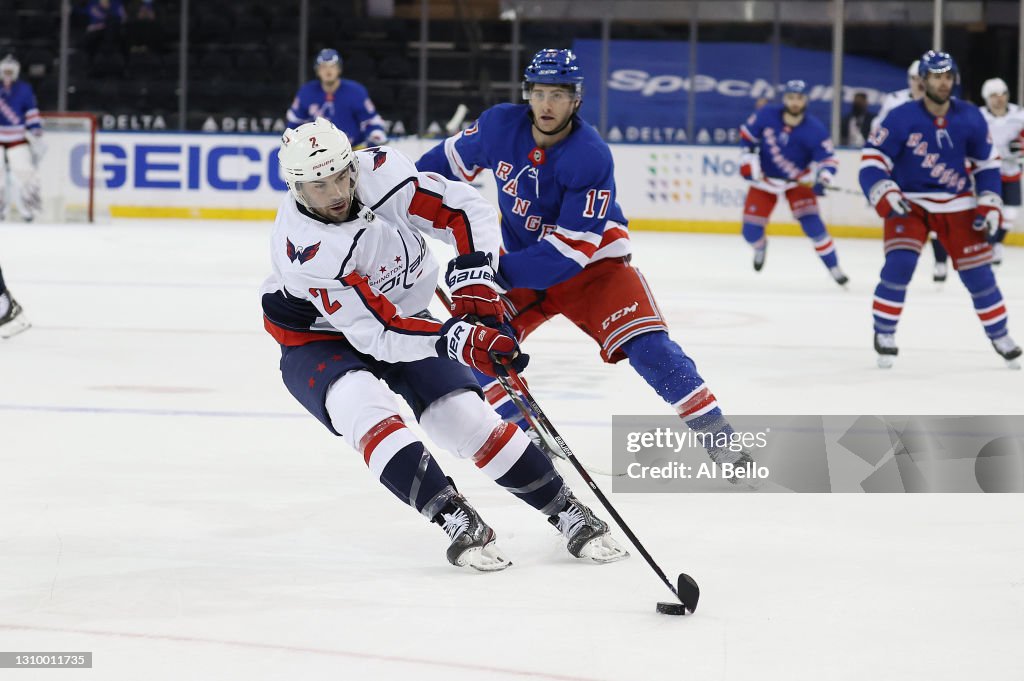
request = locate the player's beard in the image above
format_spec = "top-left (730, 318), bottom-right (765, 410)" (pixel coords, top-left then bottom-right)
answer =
top-left (924, 85), bottom-right (951, 106)
top-left (784, 102), bottom-right (806, 117)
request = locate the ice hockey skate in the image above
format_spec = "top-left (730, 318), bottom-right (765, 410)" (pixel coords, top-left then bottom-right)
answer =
top-left (874, 332), bottom-right (898, 368)
top-left (549, 494), bottom-right (629, 564)
top-left (829, 265), bottom-right (849, 287)
top-left (0, 295), bottom-right (30, 339)
top-left (992, 334), bottom-right (1022, 370)
top-left (932, 261), bottom-right (948, 283)
top-left (435, 495), bottom-right (511, 572)
top-left (753, 246), bottom-right (766, 272)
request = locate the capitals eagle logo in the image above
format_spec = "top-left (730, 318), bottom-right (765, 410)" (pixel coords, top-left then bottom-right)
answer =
top-left (286, 238), bottom-right (321, 264)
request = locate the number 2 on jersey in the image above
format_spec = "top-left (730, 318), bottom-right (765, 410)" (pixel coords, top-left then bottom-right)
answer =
top-left (582, 189), bottom-right (611, 219)
top-left (310, 288), bottom-right (342, 314)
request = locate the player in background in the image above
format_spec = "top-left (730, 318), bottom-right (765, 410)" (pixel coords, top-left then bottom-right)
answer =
top-left (286, 49), bottom-right (387, 148)
top-left (871, 60), bottom-right (924, 134)
top-left (416, 49), bottom-right (756, 482)
top-left (0, 264), bottom-right (29, 338)
top-left (0, 54), bottom-right (44, 223)
top-left (979, 77), bottom-right (1024, 266)
top-left (872, 59), bottom-right (951, 282)
top-left (860, 51), bottom-right (1022, 369)
top-left (739, 79), bottom-right (848, 286)
top-left (261, 118), bottom-right (628, 571)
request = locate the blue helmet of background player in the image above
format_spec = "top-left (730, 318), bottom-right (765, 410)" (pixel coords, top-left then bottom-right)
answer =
top-left (917, 50), bottom-right (958, 82)
top-left (522, 49), bottom-right (584, 101)
top-left (314, 48), bottom-right (342, 72)
top-left (782, 79), bottom-right (807, 96)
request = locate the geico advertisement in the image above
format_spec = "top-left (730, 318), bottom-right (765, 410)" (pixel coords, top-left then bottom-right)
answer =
top-left (83, 132), bottom-right (880, 228)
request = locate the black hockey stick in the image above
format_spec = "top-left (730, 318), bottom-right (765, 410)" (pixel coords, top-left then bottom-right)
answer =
top-left (433, 287), bottom-right (622, 477)
top-left (492, 360), bottom-right (700, 615)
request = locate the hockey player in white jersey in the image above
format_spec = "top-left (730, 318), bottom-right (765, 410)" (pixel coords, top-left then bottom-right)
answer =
top-left (980, 77), bottom-right (1024, 265)
top-left (0, 54), bottom-right (44, 222)
top-left (260, 118), bottom-right (628, 571)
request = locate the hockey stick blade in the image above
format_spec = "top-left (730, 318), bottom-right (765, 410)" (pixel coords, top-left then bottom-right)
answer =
top-left (492, 357), bottom-right (700, 615)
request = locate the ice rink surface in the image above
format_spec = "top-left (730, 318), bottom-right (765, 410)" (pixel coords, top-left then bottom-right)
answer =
top-left (1, 220), bottom-right (1023, 680)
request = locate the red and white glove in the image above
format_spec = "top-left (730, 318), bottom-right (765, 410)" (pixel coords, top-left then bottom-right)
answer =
top-left (740, 152), bottom-right (761, 182)
top-left (445, 251), bottom-right (505, 323)
top-left (973, 192), bottom-right (1003, 233)
top-left (868, 179), bottom-right (911, 219)
top-left (437, 317), bottom-right (528, 378)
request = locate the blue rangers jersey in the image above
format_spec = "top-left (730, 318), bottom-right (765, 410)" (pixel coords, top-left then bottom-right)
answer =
top-left (287, 79), bottom-right (386, 147)
top-left (416, 103), bottom-right (630, 291)
top-left (740, 104), bottom-right (838, 183)
top-left (0, 80), bottom-right (41, 145)
top-left (859, 99), bottom-right (1000, 213)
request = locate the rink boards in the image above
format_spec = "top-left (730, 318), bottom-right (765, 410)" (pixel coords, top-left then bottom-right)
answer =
top-left (72, 132), bottom-right (1022, 242)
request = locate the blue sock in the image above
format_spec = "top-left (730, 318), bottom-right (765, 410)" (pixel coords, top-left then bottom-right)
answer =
top-left (872, 250), bottom-right (917, 334)
top-left (959, 265), bottom-right (1009, 339)
top-left (798, 215), bottom-right (839, 269)
top-left (379, 441), bottom-right (455, 519)
top-left (494, 442), bottom-right (567, 515)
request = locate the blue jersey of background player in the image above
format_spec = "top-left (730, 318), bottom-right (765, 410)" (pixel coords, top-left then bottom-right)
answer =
top-left (417, 49), bottom-right (757, 483)
top-left (738, 80), bottom-right (846, 285)
top-left (287, 49), bottom-right (387, 147)
top-left (859, 50), bottom-right (1021, 368)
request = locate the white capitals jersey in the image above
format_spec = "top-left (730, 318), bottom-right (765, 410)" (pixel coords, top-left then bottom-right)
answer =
top-left (260, 146), bottom-right (500, 363)
top-left (981, 103), bottom-right (1024, 181)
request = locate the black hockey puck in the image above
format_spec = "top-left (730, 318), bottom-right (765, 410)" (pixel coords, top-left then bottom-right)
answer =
top-left (656, 601), bottom-right (687, 616)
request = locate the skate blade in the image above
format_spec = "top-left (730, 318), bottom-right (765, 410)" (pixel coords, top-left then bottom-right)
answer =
top-left (1005, 358), bottom-right (1022, 371)
top-left (457, 542), bottom-right (512, 572)
top-left (0, 317), bottom-right (31, 339)
top-left (877, 355), bottom-right (895, 369)
top-left (576, 534), bottom-right (630, 564)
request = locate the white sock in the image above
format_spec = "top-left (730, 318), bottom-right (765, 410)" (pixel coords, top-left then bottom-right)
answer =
top-left (0, 292), bottom-right (11, 319)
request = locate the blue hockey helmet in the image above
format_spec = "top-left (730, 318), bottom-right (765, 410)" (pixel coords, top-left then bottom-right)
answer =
top-left (918, 50), bottom-right (958, 81)
top-left (314, 48), bottom-right (341, 71)
top-left (782, 79), bottom-right (807, 96)
top-left (522, 49), bottom-right (583, 100)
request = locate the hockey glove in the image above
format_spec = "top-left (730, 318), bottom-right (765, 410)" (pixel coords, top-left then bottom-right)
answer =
top-left (868, 179), bottom-right (911, 218)
top-left (1009, 133), bottom-right (1024, 157)
top-left (446, 251), bottom-right (505, 323)
top-left (739, 152), bottom-right (761, 182)
top-left (437, 317), bottom-right (528, 378)
top-left (813, 169), bottom-right (834, 197)
top-left (973, 192), bottom-right (1003, 233)
top-left (366, 129), bottom-right (388, 146)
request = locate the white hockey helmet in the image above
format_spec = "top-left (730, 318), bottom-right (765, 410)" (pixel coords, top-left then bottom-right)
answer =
top-left (0, 54), bottom-right (19, 81)
top-left (981, 77), bottom-right (1009, 101)
top-left (279, 117), bottom-right (357, 219)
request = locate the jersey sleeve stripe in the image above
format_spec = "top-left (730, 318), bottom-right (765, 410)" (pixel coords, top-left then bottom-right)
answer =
top-left (341, 272), bottom-right (443, 335)
top-left (739, 126), bottom-right (759, 144)
top-left (407, 183), bottom-right (475, 254)
top-left (445, 135), bottom-right (482, 182)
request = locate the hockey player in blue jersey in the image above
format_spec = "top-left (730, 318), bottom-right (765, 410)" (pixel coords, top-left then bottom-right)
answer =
top-left (739, 79), bottom-right (848, 286)
top-left (417, 49), bottom-right (756, 482)
top-left (0, 54), bottom-right (44, 222)
top-left (860, 51), bottom-right (1021, 369)
top-left (286, 49), bottom-right (387, 148)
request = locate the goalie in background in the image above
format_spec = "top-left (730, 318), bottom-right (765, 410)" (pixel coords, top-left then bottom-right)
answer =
top-left (0, 54), bottom-right (44, 223)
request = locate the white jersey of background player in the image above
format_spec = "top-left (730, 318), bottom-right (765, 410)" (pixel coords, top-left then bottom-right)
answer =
top-left (870, 60), bottom-right (923, 133)
top-left (260, 118), bottom-right (627, 571)
top-left (0, 54), bottom-right (44, 222)
top-left (980, 77), bottom-right (1024, 264)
